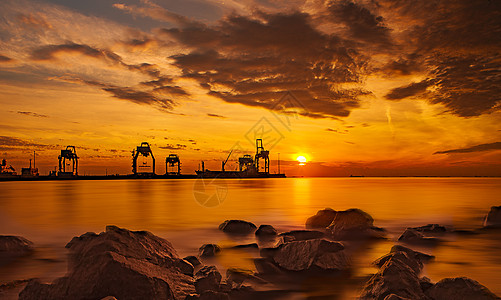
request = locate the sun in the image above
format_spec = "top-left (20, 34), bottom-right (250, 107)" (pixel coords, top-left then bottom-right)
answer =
top-left (296, 155), bottom-right (307, 166)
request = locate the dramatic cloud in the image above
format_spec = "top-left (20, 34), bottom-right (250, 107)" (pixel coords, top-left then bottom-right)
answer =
top-left (434, 142), bottom-right (501, 154)
top-left (0, 55), bottom-right (13, 62)
top-left (386, 80), bottom-right (432, 100)
top-left (17, 13), bottom-right (53, 29)
top-left (0, 136), bottom-right (56, 150)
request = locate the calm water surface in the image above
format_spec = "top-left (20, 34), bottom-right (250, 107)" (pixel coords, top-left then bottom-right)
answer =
top-left (1, 178), bottom-right (500, 298)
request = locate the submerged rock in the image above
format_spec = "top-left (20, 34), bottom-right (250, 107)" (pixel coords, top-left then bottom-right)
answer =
top-left (19, 226), bottom-right (195, 300)
top-left (426, 277), bottom-right (501, 300)
top-left (0, 235), bottom-right (33, 264)
top-left (305, 208), bottom-right (337, 229)
top-left (411, 224), bottom-right (447, 234)
top-left (194, 266), bottom-right (222, 294)
top-left (230, 243), bottom-right (258, 250)
top-left (327, 208), bottom-right (384, 240)
top-left (389, 245), bottom-right (434, 264)
top-left (199, 244), bottom-right (221, 257)
top-left (278, 230), bottom-right (325, 241)
top-left (218, 220), bottom-right (257, 234)
top-left (398, 228), bottom-right (439, 245)
top-left (255, 225), bottom-right (277, 237)
top-left (483, 206), bottom-right (501, 228)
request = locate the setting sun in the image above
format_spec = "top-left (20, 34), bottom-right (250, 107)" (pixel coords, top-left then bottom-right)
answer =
top-left (296, 155), bottom-right (307, 165)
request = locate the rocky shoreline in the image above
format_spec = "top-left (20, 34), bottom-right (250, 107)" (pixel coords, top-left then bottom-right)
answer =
top-left (1, 206), bottom-right (500, 299)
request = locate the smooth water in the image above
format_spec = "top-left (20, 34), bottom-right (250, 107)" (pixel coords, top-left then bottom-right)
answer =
top-left (1, 178), bottom-right (500, 298)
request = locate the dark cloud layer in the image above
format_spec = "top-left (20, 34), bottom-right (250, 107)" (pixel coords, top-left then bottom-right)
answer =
top-left (17, 111), bottom-right (49, 118)
top-left (0, 136), bottom-right (56, 150)
top-left (0, 54), bottom-right (12, 62)
top-left (434, 142), bottom-right (501, 154)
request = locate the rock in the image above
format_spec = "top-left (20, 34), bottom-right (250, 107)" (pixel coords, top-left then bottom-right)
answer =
top-left (327, 208), bottom-right (384, 240)
top-left (426, 277), bottom-right (501, 300)
top-left (483, 206), bottom-right (501, 228)
top-left (373, 251), bottom-right (423, 275)
top-left (389, 245), bottom-right (434, 264)
top-left (384, 294), bottom-right (412, 300)
top-left (270, 238), bottom-right (347, 272)
top-left (101, 297), bottom-right (118, 300)
top-left (0, 235), bottom-right (33, 264)
top-left (360, 255), bottom-right (428, 300)
top-left (194, 266), bottom-right (222, 294)
top-left (218, 220), bottom-right (257, 234)
top-left (19, 226), bottom-right (195, 300)
top-left (254, 225), bottom-right (277, 237)
top-left (411, 224), bottom-right (447, 233)
top-left (305, 208), bottom-right (337, 229)
top-left (254, 258), bottom-right (283, 275)
top-left (278, 230), bottom-right (325, 241)
top-left (398, 228), bottom-right (439, 245)
top-left (420, 276), bottom-right (434, 291)
top-left (199, 244), bottom-right (221, 257)
top-left (226, 268), bottom-right (267, 286)
top-left (230, 243), bottom-right (258, 250)
top-left (185, 255), bottom-right (202, 267)
top-left (176, 259), bottom-right (195, 276)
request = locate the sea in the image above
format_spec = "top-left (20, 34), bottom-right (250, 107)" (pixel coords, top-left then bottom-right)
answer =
top-left (1, 177), bottom-right (500, 299)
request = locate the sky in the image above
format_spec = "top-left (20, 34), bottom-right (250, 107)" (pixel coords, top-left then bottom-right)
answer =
top-left (0, 0), bottom-right (500, 176)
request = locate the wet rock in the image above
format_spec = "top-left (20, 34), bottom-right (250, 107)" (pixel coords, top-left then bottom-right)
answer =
top-left (199, 244), bottom-right (221, 257)
top-left (270, 238), bottom-right (347, 272)
top-left (483, 206), bottom-right (501, 228)
top-left (255, 225), bottom-right (277, 237)
top-left (327, 208), bottom-right (384, 240)
top-left (101, 297), bottom-right (118, 300)
top-left (398, 228), bottom-right (439, 245)
top-left (226, 268), bottom-right (267, 286)
top-left (360, 254), bottom-right (427, 300)
top-left (420, 276), bottom-right (434, 292)
top-left (219, 220), bottom-right (257, 234)
top-left (185, 255), bottom-right (202, 267)
top-left (426, 277), bottom-right (501, 300)
top-left (227, 285), bottom-right (255, 300)
top-left (194, 266), bottom-right (222, 294)
top-left (278, 230), bottom-right (325, 241)
top-left (19, 226), bottom-right (195, 300)
top-left (305, 208), bottom-right (337, 229)
top-left (230, 243), bottom-right (258, 250)
top-left (254, 258), bottom-right (283, 275)
top-left (411, 224), bottom-right (447, 233)
top-left (0, 235), bottom-right (33, 264)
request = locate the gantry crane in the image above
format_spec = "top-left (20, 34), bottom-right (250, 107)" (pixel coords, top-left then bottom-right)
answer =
top-left (255, 139), bottom-right (269, 174)
top-left (165, 154), bottom-right (181, 175)
top-left (132, 142), bottom-right (155, 175)
top-left (58, 146), bottom-right (78, 176)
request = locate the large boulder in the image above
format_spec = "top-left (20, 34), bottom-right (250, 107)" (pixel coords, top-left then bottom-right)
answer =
top-left (411, 224), bottom-right (447, 234)
top-left (194, 266), bottom-right (222, 294)
top-left (19, 226), bottom-right (195, 300)
top-left (305, 208), bottom-right (337, 229)
top-left (0, 235), bottom-right (33, 264)
top-left (266, 238), bottom-right (347, 272)
top-left (218, 220), bottom-right (257, 234)
top-left (426, 277), bottom-right (501, 300)
top-left (483, 206), bottom-right (501, 228)
top-left (327, 208), bottom-right (384, 240)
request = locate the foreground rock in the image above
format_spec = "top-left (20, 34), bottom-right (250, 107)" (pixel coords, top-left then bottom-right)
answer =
top-left (483, 206), bottom-right (501, 228)
top-left (326, 208), bottom-right (385, 240)
top-left (411, 224), bottom-right (448, 234)
top-left (19, 226), bottom-right (195, 300)
top-left (219, 220), bottom-right (257, 234)
top-left (361, 245), bottom-right (499, 300)
top-left (426, 277), bottom-right (501, 300)
top-left (258, 238), bottom-right (348, 273)
top-left (305, 208), bottom-right (337, 229)
top-left (0, 235), bottom-right (33, 264)
top-left (195, 266), bottom-right (222, 294)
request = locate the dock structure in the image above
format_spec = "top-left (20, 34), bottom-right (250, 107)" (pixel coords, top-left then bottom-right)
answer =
top-left (196, 139), bottom-right (285, 178)
top-left (1, 139), bottom-right (286, 181)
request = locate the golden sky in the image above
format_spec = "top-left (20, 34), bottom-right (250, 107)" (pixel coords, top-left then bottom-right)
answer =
top-left (1, 0), bottom-right (500, 176)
